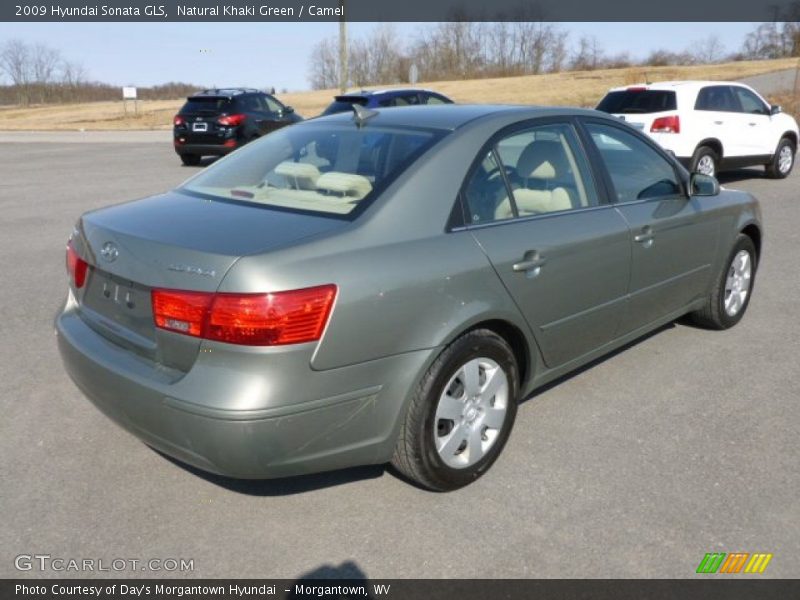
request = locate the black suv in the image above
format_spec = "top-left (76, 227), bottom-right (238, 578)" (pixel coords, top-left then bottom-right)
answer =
top-left (173, 88), bottom-right (303, 165)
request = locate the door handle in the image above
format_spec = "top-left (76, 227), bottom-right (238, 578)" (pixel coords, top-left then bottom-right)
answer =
top-left (714, 120), bottom-right (723, 125)
top-left (634, 226), bottom-right (655, 247)
top-left (512, 251), bottom-right (546, 276)
top-left (748, 122), bottom-right (757, 126)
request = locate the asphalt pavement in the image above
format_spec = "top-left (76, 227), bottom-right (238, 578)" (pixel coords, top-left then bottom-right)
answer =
top-left (0, 132), bottom-right (797, 579)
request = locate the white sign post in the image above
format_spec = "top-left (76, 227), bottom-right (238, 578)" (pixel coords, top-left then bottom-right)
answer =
top-left (409, 64), bottom-right (419, 85)
top-left (122, 86), bottom-right (138, 115)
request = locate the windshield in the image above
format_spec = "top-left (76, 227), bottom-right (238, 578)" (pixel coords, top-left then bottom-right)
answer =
top-left (181, 122), bottom-right (443, 217)
top-left (597, 90), bottom-right (677, 114)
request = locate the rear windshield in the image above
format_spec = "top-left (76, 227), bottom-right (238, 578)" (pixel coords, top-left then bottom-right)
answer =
top-left (597, 90), bottom-right (677, 114)
top-left (180, 97), bottom-right (234, 114)
top-left (181, 122), bottom-right (443, 217)
top-left (321, 97), bottom-right (368, 116)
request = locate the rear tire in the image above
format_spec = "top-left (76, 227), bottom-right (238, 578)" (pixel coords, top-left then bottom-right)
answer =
top-left (691, 234), bottom-right (757, 330)
top-left (180, 154), bottom-right (201, 166)
top-left (691, 145), bottom-right (720, 177)
top-left (765, 137), bottom-right (795, 179)
top-left (391, 329), bottom-right (519, 492)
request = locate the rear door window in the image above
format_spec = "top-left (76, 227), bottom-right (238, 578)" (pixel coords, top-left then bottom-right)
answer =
top-left (694, 86), bottom-right (740, 112)
top-left (597, 90), bottom-right (677, 114)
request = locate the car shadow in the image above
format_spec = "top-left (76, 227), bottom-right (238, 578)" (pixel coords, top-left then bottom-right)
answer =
top-left (180, 156), bottom-right (219, 168)
top-left (153, 449), bottom-right (387, 496)
top-left (716, 168), bottom-right (767, 184)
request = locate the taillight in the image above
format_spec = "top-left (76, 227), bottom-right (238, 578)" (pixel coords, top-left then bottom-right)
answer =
top-left (217, 113), bottom-right (246, 127)
top-left (651, 115), bottom-right (680, 134)
top-left (173, 115), bottom-right (185, 126)
top-left (66, 241), bottom-right (88, 289)
top-left (151, 284), bottom-right (337, 346)
top-left (152, 289), bottom-right (211, 337)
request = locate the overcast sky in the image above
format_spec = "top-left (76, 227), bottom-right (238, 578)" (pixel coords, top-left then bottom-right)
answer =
top-left (0, 22), bottom-right (759, 91)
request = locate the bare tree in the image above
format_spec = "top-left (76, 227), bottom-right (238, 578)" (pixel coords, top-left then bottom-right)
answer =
top-left (0, 39), bottom-right (32, 104)
top-left (308, 36), bottom-right (339, 90)
top-left (692, 35), bottom-right (725, 64)
top-left (742, 23), bottom-right (785, 59)
top-left (570, 35), bottom-right (604, 71)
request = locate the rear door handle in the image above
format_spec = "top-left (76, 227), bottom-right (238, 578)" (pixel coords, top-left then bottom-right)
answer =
top-left (512, 251), bottom-right (546, 276)
top-left (714, 120), bottom-right (723, 125)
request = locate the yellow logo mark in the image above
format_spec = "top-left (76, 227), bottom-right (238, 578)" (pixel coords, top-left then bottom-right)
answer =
top-left (744, 553), bottom-right (773, 574)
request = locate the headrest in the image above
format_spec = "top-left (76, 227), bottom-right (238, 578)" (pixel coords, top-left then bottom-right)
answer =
top-left (316, 172), bottom-right (373, 200)
top-left (275, 161), bottom-right (321, 190)
top-left (516, 140), bottom-right (567, 180)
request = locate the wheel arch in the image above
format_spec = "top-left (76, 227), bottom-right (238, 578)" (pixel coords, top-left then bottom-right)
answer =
top-left (696, 138), bottom-right (724, 159)
top-left (740, 222), bottom-right (762, 261)
top-left (451, 318), bottom-right (534, 392)
top-left (780, 131), bottom-right (797, 150)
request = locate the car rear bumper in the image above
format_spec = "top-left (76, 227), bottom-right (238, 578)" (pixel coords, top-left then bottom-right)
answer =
top-left (56, 301), bottom-right (432, 479)
top-left (174, 142), bottom-right (237, 156)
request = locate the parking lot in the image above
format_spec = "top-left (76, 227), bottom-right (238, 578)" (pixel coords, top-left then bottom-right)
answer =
top-left (0, 131), bottom-right (798, 579)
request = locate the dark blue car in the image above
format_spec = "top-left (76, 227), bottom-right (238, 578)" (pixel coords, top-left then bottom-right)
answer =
top-left (320, 88), bottom-right (453, 116)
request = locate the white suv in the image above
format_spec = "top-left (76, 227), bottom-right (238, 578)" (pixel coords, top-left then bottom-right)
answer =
top-left (597, 81), bottom-right (799, 179)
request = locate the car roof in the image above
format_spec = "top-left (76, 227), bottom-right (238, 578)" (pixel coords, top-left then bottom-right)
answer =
top-left (339, 88), bottom-right (445, 99)
top-left (188, 88), bottom-right (264, 99)
top-left (314, 104), bottom-right (613, 131)
top-left (607, 80), bottom-right (752, 93)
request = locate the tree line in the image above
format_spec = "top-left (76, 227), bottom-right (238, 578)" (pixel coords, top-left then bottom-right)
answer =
top-left (309, 21), bottom-right (800, 90)
top-left (0, 39), bottom-right (200, 105)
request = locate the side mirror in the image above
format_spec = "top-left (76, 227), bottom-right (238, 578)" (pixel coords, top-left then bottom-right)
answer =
top-left (690, 172), bottom-right (720, 197)
top-left (771, 104), bottom-right (782, 115)
top-left (283, 106), bottom-right (294, 114)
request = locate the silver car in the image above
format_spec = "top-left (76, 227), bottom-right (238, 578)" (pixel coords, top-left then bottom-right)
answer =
top-left (57, 105), bottom-right (762, 491)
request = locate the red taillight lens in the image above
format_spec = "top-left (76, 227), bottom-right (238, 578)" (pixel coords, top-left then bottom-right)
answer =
top-left (152, 289), bottom-right (212, 337)
top-left (217, 113), bottom-right (246, 127)
top-left (66, 241), bottom-right (88, 289)
top-left (173, 115), bottom-right (185, 126)
top-left (651, 115), bottom-right (680, 134)
top-left (151, 285), bottom-right (337, 346)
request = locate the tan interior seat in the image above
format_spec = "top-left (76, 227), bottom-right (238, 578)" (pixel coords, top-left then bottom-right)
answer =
top-left (275, 161), bottom-right (322, 190)
top-left (495, 140), bottom-right (573, 220)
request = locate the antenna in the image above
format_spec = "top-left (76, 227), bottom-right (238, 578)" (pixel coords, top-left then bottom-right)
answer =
top-left (352, 104), bottom-right (378, 128)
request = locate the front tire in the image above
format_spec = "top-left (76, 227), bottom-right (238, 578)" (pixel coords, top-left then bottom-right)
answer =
top-left (691, 145), bottom-right (720, 177)
top-left (391, 329), bottom-right (519, 492)
top-left (691, 234), bottom-right (757, 330)
top-left (766, 137), bottom-right (795, 179)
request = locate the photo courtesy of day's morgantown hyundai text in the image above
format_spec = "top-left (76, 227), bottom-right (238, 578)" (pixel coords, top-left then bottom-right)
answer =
top-left (57, 104), bottom-right (763, 491)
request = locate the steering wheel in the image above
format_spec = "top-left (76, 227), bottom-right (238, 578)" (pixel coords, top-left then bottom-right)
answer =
top-left (485, 164), bottom-right (517, 182)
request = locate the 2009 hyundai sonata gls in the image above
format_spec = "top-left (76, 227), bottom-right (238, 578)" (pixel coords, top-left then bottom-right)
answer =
top-left (57, 105), bottom-right (762, 491)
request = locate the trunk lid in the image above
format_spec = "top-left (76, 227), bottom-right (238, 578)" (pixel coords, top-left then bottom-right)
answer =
top-left (72, 190), bottom-right (347, 371)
